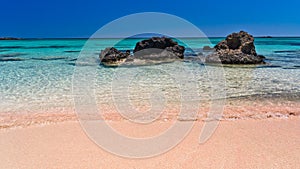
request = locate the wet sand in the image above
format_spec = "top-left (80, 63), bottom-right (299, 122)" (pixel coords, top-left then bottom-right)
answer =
top-left (1, 97), bottom-right (299, 129)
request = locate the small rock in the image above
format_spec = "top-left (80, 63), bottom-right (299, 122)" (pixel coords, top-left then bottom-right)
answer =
top-left (203, 46), bottom-right (214, 51)
top-left (99, 47), bottom-right (131, 66)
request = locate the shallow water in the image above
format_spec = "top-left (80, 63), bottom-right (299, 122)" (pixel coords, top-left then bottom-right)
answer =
top-left (0, 38), bottom-right (300, 114)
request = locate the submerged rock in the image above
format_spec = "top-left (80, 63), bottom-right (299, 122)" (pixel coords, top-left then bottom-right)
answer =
top-left (99, 47), bottom-right (131, 66)
top-left (206, 31), bottom-right (265, 64)
top-left (133, 37), bottom-right (185, 60)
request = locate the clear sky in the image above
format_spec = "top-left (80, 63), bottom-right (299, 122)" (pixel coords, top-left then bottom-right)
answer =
top-left (1, 0), bottom-right (300, 38)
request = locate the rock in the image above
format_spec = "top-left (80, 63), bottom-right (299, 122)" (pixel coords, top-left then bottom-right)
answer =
top-left (241, 41), bottom-right (256, 55)
top-left (214, 40), bottom-right (228, 50)
top-left (226, 33), bottom-right (241, 49)
top-left (133, 37), bottom-right (185, 60)
top-left (98, 37), bottom-right (185, 67)
top-left (203, 46), bottom-right (215, 51)
top-left (99, 47), bottom-right (131, 66)
top-left (206, 50), bottom-right (265, 64)
top-left (206, 31), bottom-right (265, 64)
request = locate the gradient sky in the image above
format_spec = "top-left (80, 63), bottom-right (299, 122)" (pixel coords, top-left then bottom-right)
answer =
top-left (1, 0), bottom-right (300, 38)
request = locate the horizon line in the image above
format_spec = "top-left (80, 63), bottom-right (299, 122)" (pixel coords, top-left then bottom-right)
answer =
top-left (1, 36), bottom-right (300, 40)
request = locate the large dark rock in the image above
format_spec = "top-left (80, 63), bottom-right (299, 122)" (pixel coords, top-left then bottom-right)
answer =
top-left (133, 37), bottom-right (185, 60)
top-left (99, 37), bottom-right (185, 67)
top-left (206, 31), bottom-right (265, 64)
top-left (99, 47), bottom-right (130, 66)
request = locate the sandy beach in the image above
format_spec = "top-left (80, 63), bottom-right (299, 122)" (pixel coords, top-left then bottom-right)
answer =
top-left (1, 117), bottom-right (299, 169)
top-left (1, 97), bottom-right (300, 168)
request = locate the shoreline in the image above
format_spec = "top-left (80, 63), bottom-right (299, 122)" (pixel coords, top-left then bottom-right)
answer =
top-left (1, 97), bottom-right (299, 130)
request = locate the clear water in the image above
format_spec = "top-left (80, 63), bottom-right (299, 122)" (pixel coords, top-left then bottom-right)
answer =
top-left (0, 38), bottom-right (300, 114)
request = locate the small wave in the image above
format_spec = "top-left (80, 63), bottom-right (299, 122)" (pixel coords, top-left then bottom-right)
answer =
top-left (222, 112), bottom-right (293, 121)
top-left (0, 53), bottom-right (27, 57)
top-left (282, 67), bottom-right (298, 69)
top-left (0, 49), bottom-right (10, 52)
top-left (67, 62), bottom-right (98, 66)
top-left (0, 46), bottom-right (21, 49)
top-left (289, 42), bottom-right (300, 46)
top-left (64, 50), bottom-right (81, 53)
top-left (0, 57), bottom-right (24, 62)
top-left (18, 66), bottom-right (35, 69)
top-left (31, 56), bottom-right (68, 61)
top-left (68, 58), bottom-right (77, 61)
top-left (273, 50), bottom-right (300, 53)
top-left (256, 64), bottom-right (282, 68)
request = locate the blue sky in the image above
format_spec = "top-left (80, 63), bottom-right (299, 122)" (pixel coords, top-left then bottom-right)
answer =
top-left (1, 0), bottom-right (300, 38)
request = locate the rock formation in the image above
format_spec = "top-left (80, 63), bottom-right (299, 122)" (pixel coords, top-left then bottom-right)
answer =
top-left (99, 47), bottom-right (131, 66)
top-left (99, 37), bottom-right (185, 66)
top-left (206, 31), bottom-right (265, 64)
top-left (133, 37), bottom-right (185, 60)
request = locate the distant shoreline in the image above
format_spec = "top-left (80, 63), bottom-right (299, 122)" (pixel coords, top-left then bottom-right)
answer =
top-left (1, 36), bottom-right (300, 40)
top-left (0, 37), bottom-right (21, 40)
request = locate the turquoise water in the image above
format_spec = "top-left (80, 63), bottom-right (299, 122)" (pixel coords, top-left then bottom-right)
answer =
top-left (0, 38), bottom-right (300, 114)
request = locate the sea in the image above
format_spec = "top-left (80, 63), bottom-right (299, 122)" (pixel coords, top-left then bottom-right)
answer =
top-left (0, 37), bottom-right (300, 118)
